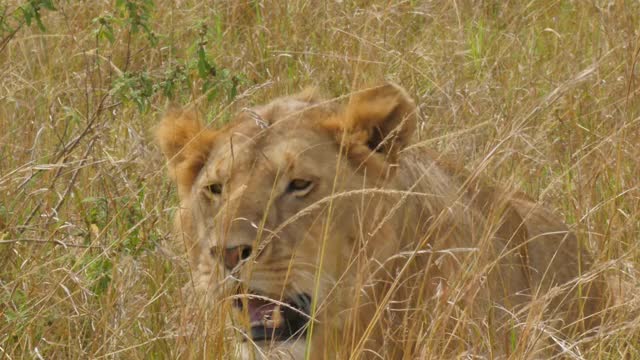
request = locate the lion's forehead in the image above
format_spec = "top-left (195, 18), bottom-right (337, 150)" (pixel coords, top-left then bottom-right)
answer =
top-left (202, 123), bottom-right (335, 184)
top-left (254, 97), bottom-right (312, 122)
top-left (195, 95), bottom-right (337, 189)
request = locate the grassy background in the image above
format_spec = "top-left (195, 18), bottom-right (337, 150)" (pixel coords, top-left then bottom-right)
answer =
top-left (1, 0), bottom-right (639, 358)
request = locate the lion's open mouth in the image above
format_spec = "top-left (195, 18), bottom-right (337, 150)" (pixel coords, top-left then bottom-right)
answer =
top-left (235, 292), bottom-right (312, 342)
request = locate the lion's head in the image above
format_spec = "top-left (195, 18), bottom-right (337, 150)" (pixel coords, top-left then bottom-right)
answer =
top-left (157, 84), bottom-right (423, 356)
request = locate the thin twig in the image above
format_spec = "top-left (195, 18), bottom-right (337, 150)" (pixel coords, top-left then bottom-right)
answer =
top-left (50, 136), bottom-right (97, 217)
top-left (0, 238), bottom-right (103, 249)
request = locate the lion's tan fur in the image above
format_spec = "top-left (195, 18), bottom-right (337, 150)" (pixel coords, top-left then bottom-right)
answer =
top-left (157, 84), bottom-right (605, 358)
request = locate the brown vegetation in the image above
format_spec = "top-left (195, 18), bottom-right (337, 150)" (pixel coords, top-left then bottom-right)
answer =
top-left (1, 1), bottom-right (638, 358)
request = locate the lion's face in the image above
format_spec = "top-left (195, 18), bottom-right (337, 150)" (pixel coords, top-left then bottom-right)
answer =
top-left (156, 84), bottom-right (418, 349)
top-left (189, 104), bottom-right (363, 342)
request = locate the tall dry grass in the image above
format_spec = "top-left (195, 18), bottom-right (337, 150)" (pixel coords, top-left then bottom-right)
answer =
top-left (1, 0), bottom-right (639, 358)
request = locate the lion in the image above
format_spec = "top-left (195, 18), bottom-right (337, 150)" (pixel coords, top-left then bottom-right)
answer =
top-left (157, 83), bottom-right (606, 359)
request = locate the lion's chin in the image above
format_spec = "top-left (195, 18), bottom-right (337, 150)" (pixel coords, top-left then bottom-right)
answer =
top-left (235, 292), bottom-right (312, 343)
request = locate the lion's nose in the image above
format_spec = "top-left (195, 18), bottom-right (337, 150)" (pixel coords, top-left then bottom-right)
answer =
top-left (219, 245), bottom-right (252, 270)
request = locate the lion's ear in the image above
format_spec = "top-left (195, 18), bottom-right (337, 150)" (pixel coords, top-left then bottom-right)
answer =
top-left (324, 83), bottom-right (417, 176)
top-left (155, 107), bottom-right (216, 197)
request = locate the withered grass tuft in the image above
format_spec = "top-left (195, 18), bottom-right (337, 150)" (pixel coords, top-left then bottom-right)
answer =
top-left (1, 1), bottom-right (639, 358)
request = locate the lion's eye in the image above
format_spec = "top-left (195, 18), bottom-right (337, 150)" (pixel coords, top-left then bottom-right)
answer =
top-left (206, 183), bottom-right (223, 195)
top-left (287, 179), bottom-right (313, 196)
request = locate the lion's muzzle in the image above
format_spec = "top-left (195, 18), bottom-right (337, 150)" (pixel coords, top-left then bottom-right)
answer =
top-left (236, 293), bottom-right (312, 343)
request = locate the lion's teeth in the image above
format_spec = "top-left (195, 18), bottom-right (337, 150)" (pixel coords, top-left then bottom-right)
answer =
top-left (262, 306), bottom-right (283, 328)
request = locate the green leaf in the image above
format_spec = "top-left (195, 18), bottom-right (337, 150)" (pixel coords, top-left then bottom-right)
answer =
top-left (34, 13), bottom-right (46, 32)
top-left (20, 6), bottom-right (34, 26)
top-left (40, 0), bottom-right (56, 11)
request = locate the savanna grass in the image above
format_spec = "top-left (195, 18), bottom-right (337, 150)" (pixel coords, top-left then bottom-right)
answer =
top-left (1, 1), bottom-right (638, 358)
